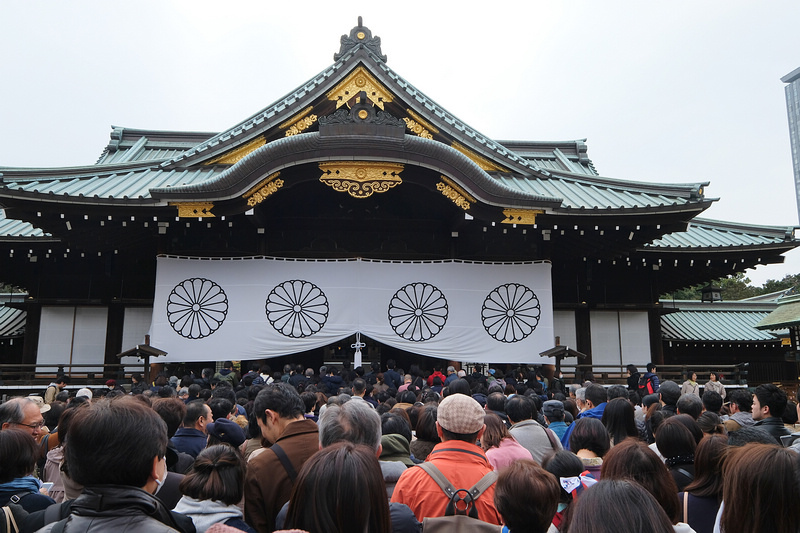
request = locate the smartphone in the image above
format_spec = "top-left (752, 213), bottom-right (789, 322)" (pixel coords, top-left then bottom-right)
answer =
top-left (41, 482), bottom-right (54, 492)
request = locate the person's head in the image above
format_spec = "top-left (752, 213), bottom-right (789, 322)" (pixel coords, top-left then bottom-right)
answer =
top-left (66, 397), bottom-right (168, 492)
top-left (494, 460), bottom-right (560, 533)
top-left (446, 378), bottom-right (471, 397)
top-left (600, 438), bottom-right (680, 523)
top-left (721, 443), bottom-right (800, 533)
top-left (436, 392), bottom-right (486, 444)
top-left (481, 413), bottom-right (512, 451)
top-left (727, 388), bottom-right (752, 414)
top-left (415, 404), bottom-right (439, 443)
top-left (752, 383), bottom-right (788, 421)
top-left (485, 392), bottom-right (507, 413)
top-left (253, 382), bottom-right (305, 442)
top-left (55, 375), bottom-right (69, 388)
top-left (655, 416), bottom-right (698, 460)
top-left (541, 450), bottom-right (584, 504)
top-left (601, 397), bottom-right (638, 445)
top-left (658, 381), bottom-right (680, 407)
top-left (565, 479), bottom-right (674, 533)
top-left (606, 385), bottom-right (628, 401)
top-left (696, 411), bottom-right (725, 435)
top-left (676, 394), bottom-right (703, 419)
top-left (646, 362), bottom-right (657, 373)
top-left (185, 400), bottom-right (213, 433)
top-left (151, 398), bottom-right (187, 438)
top-left (319, 399), bottom-right (381, 452)
top-left (352, 378), bottom-right (367, 397)
top-left (207, 397), bottom-right (234, 422)
top-left (584, 383), bottom-right (607, 409)
top-left (0, 428), bottom-right (39, 481)
top-left (285, 442), bottom-right (391, 533)
top-left (709, 371), bottom-right (718, 382)
top-left (542, 400), bottom-right (565, 423)
top-left (701, 390), bottom-right (723, 414)
top-left (569, 417), bottom-right (610, 458)
top-left (206, 418), bottom-right (246, 448)
top-left (179, 444), bottom-right (245, 505)
top-left (506, 395), bottom-right (534, 424)
top-left (626, 364), bottom-right (638, 376)
top-left (380, 412), bottom-right (412, 445)
top-left (0, 397), bottom-right (45, 438)
top-left (682, 434), bottom-right (727, 499)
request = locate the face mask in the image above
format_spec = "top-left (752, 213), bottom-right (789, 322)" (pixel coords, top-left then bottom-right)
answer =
top-left (154, 476), bottom-right (164, 495)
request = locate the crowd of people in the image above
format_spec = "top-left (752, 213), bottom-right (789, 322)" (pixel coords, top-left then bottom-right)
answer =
top-left (0, 360), bottom-right (799, 533)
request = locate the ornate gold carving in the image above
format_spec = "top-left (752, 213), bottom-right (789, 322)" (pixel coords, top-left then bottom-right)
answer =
top-left (406, 109), bottom-right (439, 134)
top-left (284, 113), bottom-right (318, 137)
top-left (171, 202), bottom-right (215, 218)
top-left (204, 136), bottom-right (265, 165)
top-left (403, 117), bottom-right (433, 139)
top-left (436, 178), bottom-right (473, 211)
top-left (502, 209), bottom-right (544, 225)
top-left (326, 66), bottom-right (393, 109)
top-left (358, 110), bottom-right (369, 119)
top-left (319, 161), bottom-right (403, 198)
top-left (357, 31), bottom-right (366, 39)
top-left (451, 141), bottom-right (507, 172)
top-left (244, 172), bottom-right (284, 207)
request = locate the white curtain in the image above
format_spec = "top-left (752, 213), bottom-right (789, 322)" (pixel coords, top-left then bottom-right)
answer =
top-left (149, 257), bottom-right (554, 364)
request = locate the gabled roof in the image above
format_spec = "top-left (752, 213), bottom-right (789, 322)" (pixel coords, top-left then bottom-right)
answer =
top-left (0, 20), bottom-right (712, 218)
top-left (661, 299), bottom-right (785, 342)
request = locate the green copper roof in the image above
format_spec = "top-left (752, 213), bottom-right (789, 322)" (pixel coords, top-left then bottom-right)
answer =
top-left (646, 218), bottom-right (797, 250)
top-left (661, 300), bottom-right (783, 342)
top-left (756, 294), bottom-right (800, 330)
top-left (0, 211), bottom-right (50, 240)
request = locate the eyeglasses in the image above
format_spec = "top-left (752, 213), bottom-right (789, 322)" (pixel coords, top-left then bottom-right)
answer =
top-left (16, 420), bottom-right (45, 429)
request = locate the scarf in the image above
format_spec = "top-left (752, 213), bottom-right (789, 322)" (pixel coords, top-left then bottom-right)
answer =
top-left (173, 496), bottom-right (243, 533)
top-left (0, 476), bottom-right (41, 495)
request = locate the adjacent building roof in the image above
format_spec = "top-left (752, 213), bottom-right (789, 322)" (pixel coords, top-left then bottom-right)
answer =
top-left (756, 294), bottom-right (800, 330)
top-left (661, 300), bottom-right (785, 342)
top-left (647, 219), bottom-right (797, 250)
top-left (0, 295), bottom-right (27, 338)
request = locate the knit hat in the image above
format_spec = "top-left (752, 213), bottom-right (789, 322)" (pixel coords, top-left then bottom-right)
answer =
top-left (76, 388), bottom-right (93, 399)
top-left (105, 379), bottom-right (116, 388)
top-left (437, 393), bottom-right (485, 435)
top-left (542, 400), bottom-right (564, 418)
top-left (206, 418), bottom-right (246, 447)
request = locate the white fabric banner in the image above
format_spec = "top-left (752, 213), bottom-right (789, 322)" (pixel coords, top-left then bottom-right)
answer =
top-left (149, 257), bottom-right (554, 364)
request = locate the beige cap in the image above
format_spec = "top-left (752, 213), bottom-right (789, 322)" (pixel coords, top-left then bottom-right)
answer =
top-left (27, 395), bottom-right (51, 414)
top-left (437, 393), bottom-right (484, 435)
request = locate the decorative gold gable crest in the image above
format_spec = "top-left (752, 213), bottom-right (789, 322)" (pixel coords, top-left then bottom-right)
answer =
top-left (327, 66), bottom-right (393, 110)
top-left (502, 209), bottom-right (543, 225)
top-left (171, 202), bottom-right (215, 218)
top-left (319, 161), bottom-right (403, 198)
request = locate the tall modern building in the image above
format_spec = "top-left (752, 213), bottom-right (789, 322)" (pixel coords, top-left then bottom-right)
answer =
top-left (781, 66), bottom-right (800, 224)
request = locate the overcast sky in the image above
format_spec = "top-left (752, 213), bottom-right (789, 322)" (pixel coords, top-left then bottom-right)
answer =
top-left (2, 1), bottom-right (799, 287)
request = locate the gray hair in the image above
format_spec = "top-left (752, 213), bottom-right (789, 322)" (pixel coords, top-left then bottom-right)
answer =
top-left (0, 397), bottom-right (33, 427)
top-left (575, 387), bottom-right (586, 402)
top-left (568, 384), bottom-right (580, 396)
top-left (318, 397), bottom-right (381, 451)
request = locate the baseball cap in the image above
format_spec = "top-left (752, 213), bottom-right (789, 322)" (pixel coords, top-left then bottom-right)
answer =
top-left (542, 400), bottom-right (564, 418)
top-left (76, 388), bottom-right (93, 399)
top-left (437, 393), bottom-right (485, 435)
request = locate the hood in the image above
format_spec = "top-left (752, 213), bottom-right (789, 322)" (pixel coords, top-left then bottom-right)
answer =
top-left (380, 434), bottom-right (415, 466)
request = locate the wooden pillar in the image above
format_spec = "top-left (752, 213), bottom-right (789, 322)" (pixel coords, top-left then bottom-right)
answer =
top-left (21, 302), bottom-right (41, 371)
top-left (574, 308), bottom-right (592, 380)
top-left (648, 308), bottom-right (664, 366)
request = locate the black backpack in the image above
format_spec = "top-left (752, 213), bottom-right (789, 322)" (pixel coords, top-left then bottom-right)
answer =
top-left (638, 374), bottom-right (656, 395)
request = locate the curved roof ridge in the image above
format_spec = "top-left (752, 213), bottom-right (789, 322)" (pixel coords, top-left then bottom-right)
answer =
top-left (540, 167), bottom-right (707, 195)
top-left (688, 217), bottom-right (798, 234)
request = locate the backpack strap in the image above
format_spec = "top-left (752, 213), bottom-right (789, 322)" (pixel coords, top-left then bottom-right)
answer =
top-left (417, 461), bottom-right (497, 520)
top-left (674, 467), bottom-right (694, 482)
top-left (3, 506), bottom-right (19, 533)
top-left (270, 443), bottom-right (298, 483)
top-left (8, 493), bottom-right (31, 505)
top-left (49, 517), bottom-right (69, 533)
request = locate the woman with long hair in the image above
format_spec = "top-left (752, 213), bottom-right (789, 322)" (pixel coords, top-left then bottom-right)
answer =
top-left (410, 404), bottom-right (439, 461)
top-left (568, 418), bottom-right (610, 479)
top-left (600, 438), bottom-right (684, 528)
top-left (601, 397), bottom-right (639, 446)
top-left (174, 444), bottom-right (255, 532)
top-left (655, 416), bottom-right (697, 491)
top-left (564, 479), bottom-right (674, 533)
top-left (284, 442), bottom-right (391, 533)
top-left (720, 443), bottom-right (800, 533)
top-left (481, 413), bottom-right (533, 471)
top-left (678, 434), bottom-right (726, 533)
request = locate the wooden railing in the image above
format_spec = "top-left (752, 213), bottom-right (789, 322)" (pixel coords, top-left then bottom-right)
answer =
top-left (557, 363), bottom-right (749, 387)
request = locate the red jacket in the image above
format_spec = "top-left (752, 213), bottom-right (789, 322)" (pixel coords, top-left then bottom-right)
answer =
top-left (427, 371), bottom-right (446, 387)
